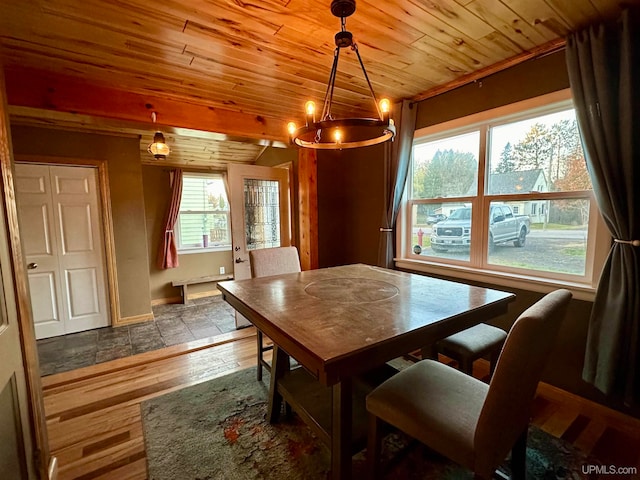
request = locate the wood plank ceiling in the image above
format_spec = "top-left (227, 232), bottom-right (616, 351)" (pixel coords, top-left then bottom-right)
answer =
top-left (0, 0), bottom-right (633, 167)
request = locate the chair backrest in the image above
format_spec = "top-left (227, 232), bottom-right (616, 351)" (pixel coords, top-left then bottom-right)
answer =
top-left (474, 289), bottom-right (572, 477)
top-left (249, 246), bottom-right (301, 278)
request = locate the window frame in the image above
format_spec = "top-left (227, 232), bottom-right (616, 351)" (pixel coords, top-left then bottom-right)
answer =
top-left (396, 89), bottom-right (611, 301)
top-left (176, 172), bottom-right (232, 254)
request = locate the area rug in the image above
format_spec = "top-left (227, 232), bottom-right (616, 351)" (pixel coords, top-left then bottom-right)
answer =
top-left (141, 368), bottom-right (593, 479)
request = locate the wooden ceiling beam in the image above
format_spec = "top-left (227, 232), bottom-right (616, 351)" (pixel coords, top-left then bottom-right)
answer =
top-left (3, 66), bottom-right (288, 143)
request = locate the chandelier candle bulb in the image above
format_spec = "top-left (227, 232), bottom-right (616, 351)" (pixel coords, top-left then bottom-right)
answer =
top-left (379, 98), bottom-right (391, 121)
top-left (305, 101), bottom-right (316, 125)
top-left (305, 101), bottom-right (316, 116)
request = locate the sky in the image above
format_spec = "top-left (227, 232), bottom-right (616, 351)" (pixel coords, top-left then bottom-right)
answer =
top-left (413, 107), bottom-right (578, 172)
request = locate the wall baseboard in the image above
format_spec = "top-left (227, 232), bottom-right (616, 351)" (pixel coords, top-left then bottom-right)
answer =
top-left (115, 312), bottom-right (154, 326)
top-left (151, 290), bottom-right (222, 306)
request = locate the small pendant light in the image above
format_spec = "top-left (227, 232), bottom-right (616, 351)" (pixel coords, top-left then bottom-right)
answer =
top-left (148, 112), bottom-right (171, 160)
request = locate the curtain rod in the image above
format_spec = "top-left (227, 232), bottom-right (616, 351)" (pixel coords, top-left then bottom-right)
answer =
top-left (409, 38), bottom-right (567, 106)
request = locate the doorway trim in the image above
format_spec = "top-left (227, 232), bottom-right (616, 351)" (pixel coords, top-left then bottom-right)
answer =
top-left (15, 154), bottom-right (121, 327)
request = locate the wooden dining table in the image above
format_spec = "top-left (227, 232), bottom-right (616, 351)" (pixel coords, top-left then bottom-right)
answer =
top-left (218, 263), bottom-right (515, 479)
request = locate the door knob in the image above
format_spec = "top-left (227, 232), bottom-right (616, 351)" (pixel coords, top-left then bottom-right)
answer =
top-left (235, 257), bottom-right (247, 263)
top-left (27, 262), bottom-right (38, 270)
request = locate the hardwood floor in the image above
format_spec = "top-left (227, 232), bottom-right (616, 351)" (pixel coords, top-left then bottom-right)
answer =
top-left (42, 329), bottom-right (640, 480)
top-left (42, 328), bottom-right (258, 480)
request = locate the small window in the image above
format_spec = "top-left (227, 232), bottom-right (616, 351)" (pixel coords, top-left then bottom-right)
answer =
top-left (176, 173), bottom-right (231, 253)
top-left (412, 131), bottom-right (479, 200)
top-left (410, 131), bottom-right (479, 262)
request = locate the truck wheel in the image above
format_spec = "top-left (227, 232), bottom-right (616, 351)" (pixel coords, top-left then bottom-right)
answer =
top-left (514, 227), bottom-right (527, 247)
top-left (488, 234), bottom-right (495, 253)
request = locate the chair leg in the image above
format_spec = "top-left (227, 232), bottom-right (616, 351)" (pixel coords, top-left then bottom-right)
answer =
top-left (459, 356), bottom-right (474, 376)
top-left (421, 344), bottom-right (438, 360)
top-left (257, 330), bottom-right (263, 381)
top-left (511, 429), bottom-right (527, 480)
top-left (367, 413), bottom-right (383, 480)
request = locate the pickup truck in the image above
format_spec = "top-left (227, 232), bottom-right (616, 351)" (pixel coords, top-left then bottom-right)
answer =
top-left (430, 204), bottom-right (530, 252)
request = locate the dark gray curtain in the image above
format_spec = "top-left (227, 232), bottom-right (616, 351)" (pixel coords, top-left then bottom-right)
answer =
top-left (378, 100), bottom-right (417, 269)
top-left (566, 8), bottom-right (640, 407)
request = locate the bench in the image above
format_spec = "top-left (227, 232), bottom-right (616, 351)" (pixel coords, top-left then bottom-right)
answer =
top-left (172, 274), bottom-right (234, 304)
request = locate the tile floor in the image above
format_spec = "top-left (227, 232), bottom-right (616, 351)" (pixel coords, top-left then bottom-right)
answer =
top-left (37, 295), bottom-right (237, 376)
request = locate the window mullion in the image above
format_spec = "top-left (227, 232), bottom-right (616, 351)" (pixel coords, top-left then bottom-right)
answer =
top-left (470, 125), bottom-right (488, 267)
top-left (484, 191), bottom-right (592, 202)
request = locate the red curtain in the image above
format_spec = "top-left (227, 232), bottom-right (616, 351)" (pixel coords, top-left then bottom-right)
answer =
top-left (157, 169), bottom-right (183, 269)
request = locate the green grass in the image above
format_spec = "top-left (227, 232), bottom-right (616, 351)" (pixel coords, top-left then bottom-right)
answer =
top-left (529, 223), bottom-right (587, 230)
top-left (490, 259), bottom-right (538, 269)
top-left (490, 258), bottom-right (584, 275)
top-left (562, 246), bottom-right (586, 256)
top-left (411, 235), bottom-right (431, 248)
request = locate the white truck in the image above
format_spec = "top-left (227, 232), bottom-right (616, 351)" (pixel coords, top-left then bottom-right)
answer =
top-left (430, 204), bottom-right (530, 252)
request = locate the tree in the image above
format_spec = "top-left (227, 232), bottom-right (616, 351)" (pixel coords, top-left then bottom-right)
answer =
top-left (411, 160), bottom-right (429, 198)
top-left (506, 118), bottom-right (584, 193)
top-left (553, 155), bottom-right (592, 225)
top-left (513, 122), bottom-right (552, 171)
top-left (495, 142), bottom-right (516, 173)
top-left (411, 149), bottom-right (476, 199)
top-left (554, 156), bottom-right (592, 192)
top-left (208, 193), bottom-right (227, 210)
top-left (547, 119), bottom-right (583, 187)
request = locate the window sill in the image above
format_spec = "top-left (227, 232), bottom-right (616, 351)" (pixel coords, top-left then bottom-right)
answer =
top-left (178, 246), bottom-right (231, 255)
top-left (394, 258), bottom-right (596, 302)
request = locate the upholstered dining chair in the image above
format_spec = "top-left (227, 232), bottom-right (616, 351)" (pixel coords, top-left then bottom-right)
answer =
top-left (249, 246), bottom-right (301, 381)
top-left (434, 322), bottom-right (507, 378)
top-left (366, 289), bottom-right (572, 480)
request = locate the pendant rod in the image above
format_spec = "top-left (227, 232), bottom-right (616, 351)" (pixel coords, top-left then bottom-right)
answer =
top-left (321, 46), bottom-right (341, 121)
top-left (353, 43), bottom-right (383, 120)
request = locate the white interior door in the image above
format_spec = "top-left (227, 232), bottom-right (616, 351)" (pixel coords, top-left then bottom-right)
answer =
top-left (0, 67), bottom-right (47, 478)
top-left (0, 187), bottom-right (35, 480)
top-left (15, 163), bottom-right (109, 339)
top-left (228, 164), bottom-right (291, 328)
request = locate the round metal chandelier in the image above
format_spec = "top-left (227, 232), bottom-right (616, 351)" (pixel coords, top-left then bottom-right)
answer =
top-left (287, 0), bottom-right (396, 149)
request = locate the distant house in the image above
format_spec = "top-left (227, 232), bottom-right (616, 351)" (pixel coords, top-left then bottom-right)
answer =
top-left (488, 169), bottom-right (549, 224)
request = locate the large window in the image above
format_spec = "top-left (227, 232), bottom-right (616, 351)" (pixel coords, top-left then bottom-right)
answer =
top-left (176, 173), bottom-right (231, 252)
top-left (401, 92), bottom-right (609, 294)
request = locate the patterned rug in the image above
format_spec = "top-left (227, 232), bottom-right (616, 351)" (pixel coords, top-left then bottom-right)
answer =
top-left (141, 368), bottom-right (593, 479)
